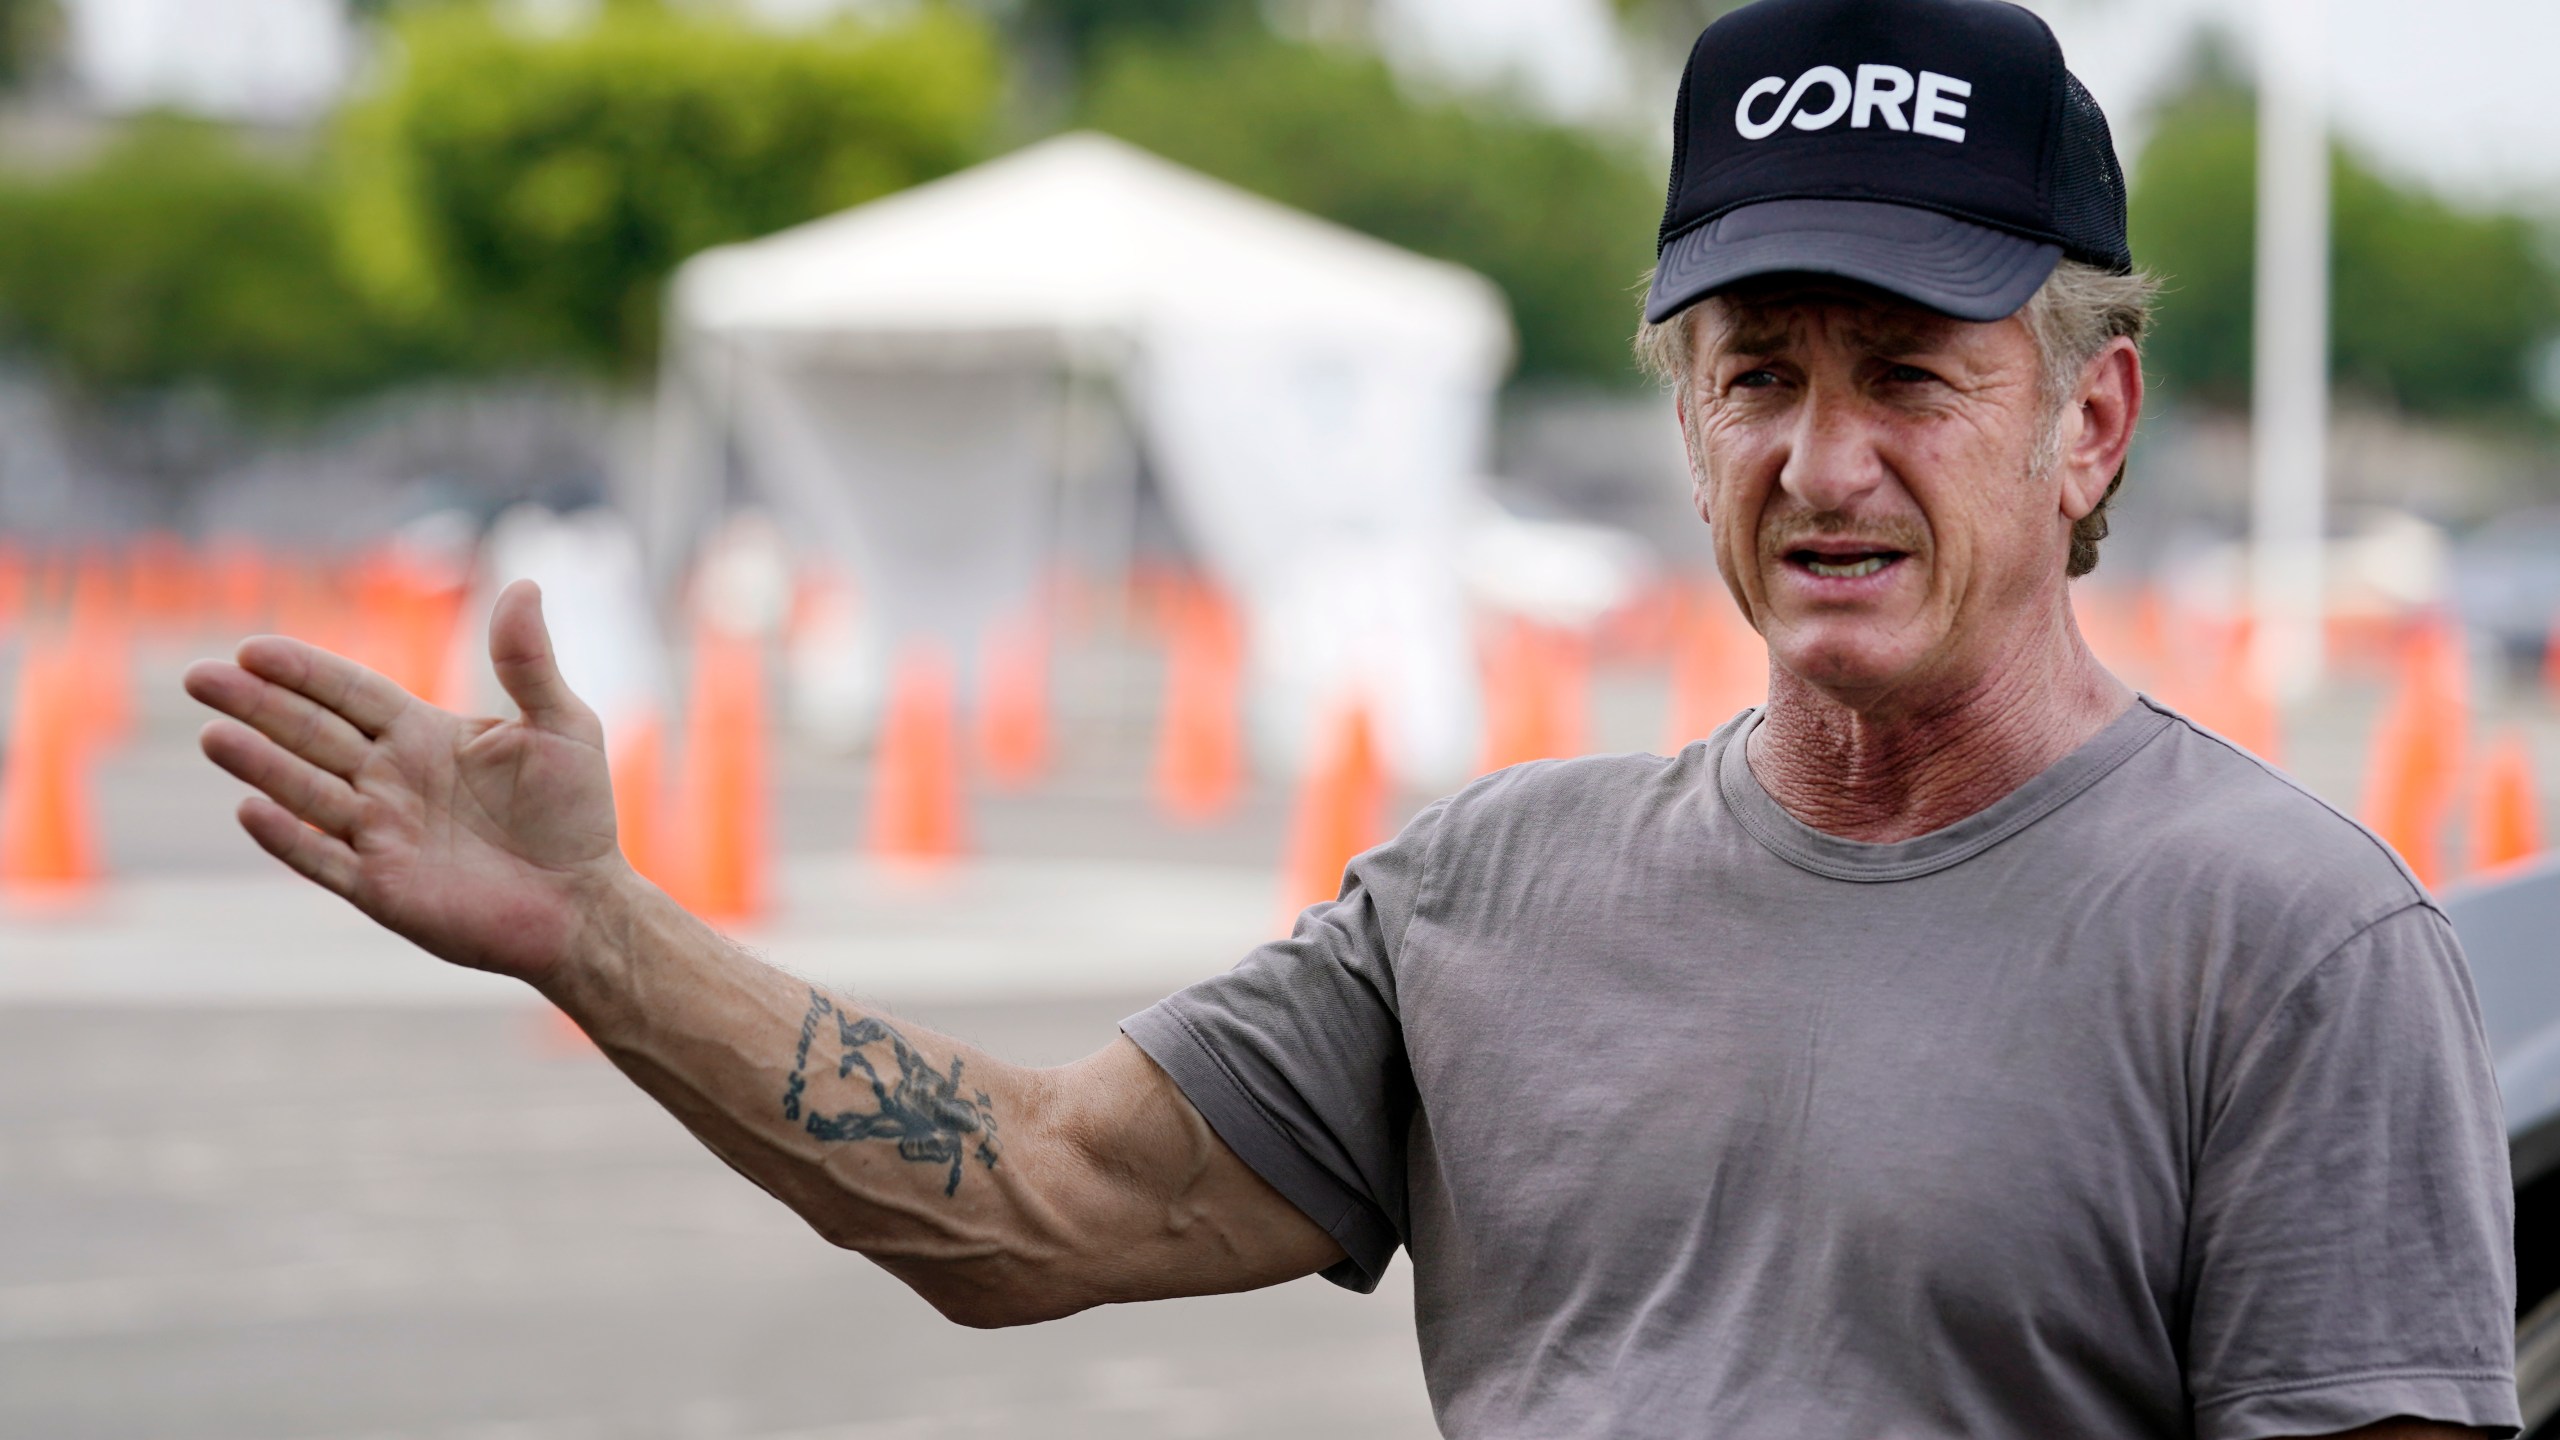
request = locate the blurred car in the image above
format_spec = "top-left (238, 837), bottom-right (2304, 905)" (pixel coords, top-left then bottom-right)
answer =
top-left (2449, 506), bottom-right (2560, 673)
top-left (2443, 863), bottom-right (2560, 1434)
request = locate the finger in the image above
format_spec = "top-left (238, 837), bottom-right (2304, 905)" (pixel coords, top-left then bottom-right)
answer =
top-left (233, 635), bottom-right (413, 739)
top-left (488, 581), bottom-right (598, 734)
top-left (238, 795), bottom-right (361, 897)
top-left (201, 719), bottom-right (365, 837)
top-left (184, 659), bottom-right (373, 779)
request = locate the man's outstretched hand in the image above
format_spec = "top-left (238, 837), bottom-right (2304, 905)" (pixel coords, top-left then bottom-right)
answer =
top-left (185, 578), bottom-right (1350, 1326)
top-left (182, 579), bottom-right (630, 986)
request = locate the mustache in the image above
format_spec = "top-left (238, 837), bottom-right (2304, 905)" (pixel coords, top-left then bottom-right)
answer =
top-left (1757, 510), bottom-right (1931, 561)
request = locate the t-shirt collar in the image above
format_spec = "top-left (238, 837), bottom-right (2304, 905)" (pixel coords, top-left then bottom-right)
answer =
top-left (1715, 697), bottom-right (2176, 883)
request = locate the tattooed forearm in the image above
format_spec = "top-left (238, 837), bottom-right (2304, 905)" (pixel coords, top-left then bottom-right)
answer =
top-left (783, 989), bottom-right (1002, 1197)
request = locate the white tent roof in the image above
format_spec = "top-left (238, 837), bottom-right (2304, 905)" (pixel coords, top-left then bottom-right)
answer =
top-left (656, 134), bottom-right (1511, 782)
top-left (671, 131), bottom-right (1513, 367)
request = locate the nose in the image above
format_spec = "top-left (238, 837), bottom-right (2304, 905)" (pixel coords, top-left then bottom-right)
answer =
top-left (1775, 383), bottom-right (1889, 515)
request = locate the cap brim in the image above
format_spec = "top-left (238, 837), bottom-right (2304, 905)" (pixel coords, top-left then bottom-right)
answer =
top-left (1645, 199), bottom-right (2063, 325)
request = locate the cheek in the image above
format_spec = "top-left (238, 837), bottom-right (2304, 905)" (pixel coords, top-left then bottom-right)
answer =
top-left (1695, 422), bottom-right (1771, 515)
top-left (1697, 452), bottom-right (1765, 573)
top-left (1905, 440), bottom-right (2047, 589)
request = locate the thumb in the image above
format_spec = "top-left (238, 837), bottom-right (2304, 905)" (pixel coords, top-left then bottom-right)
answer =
top-left (488, 580), bottom-right (593, 730)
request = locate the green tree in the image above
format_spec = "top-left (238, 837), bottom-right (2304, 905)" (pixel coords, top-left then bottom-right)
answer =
top-left (0, 118), bottom-right (421, 410)
top-left (338, 2), bottom-right (1002, 375)
top-left (0, 0), bottom-right (60, 89)
top-left (1009, 0), bottom-right (1258, 70)
top-left (1604, 0), bottom-right (1745, 63)
top-left (1081, 31), bottom-right (1663, 384)
top-left (2126, 84), bottom-right (2256, 406)
top-left (2130, 74), bottom-right (2560, 417)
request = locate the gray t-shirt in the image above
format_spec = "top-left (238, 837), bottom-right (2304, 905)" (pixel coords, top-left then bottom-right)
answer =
top-left (1123, 699), bottom-right (2518, 1439)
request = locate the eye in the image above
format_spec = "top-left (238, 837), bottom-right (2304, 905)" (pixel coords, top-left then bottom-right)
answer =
top-left (1882, 362), bottom-right (1939, 385)
top-left (1731, 367), bottom-right (1781, 390)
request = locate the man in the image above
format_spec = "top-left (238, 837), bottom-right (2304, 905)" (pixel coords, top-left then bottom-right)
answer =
top-left (182, 0), bottom-right (2515, 1434)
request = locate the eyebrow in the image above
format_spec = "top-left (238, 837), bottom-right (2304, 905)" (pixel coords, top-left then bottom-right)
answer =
top-left (1704, 304), bottom-right (1956, 361)
top-left (1848, 314), bottom-right (1954, 354)
top-left (1714, 320), bottom-right (1798, 357)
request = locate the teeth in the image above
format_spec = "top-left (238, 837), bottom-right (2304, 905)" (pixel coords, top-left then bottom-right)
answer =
top-left (1804, 556), bottom-right (1888, 578)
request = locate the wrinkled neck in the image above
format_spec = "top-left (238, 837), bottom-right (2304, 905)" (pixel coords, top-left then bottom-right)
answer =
top-left (1745, 604), bottom-right (2133, 843)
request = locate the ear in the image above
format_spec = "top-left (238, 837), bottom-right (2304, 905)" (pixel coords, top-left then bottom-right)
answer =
top-left (2057, 336), bottom-right (2143, 522)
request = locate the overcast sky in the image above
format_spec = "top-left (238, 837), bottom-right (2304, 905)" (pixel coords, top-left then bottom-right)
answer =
top-left (2036, 0), bottom-right (2560, 206)
top-left (1388, 0), bottom-right (2560, 209)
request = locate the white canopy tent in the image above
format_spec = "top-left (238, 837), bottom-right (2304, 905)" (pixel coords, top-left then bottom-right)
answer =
top-left (649, 132), bottom-right (1514, 781)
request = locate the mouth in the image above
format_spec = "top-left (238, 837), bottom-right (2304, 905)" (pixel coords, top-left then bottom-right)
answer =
top-left (1784, 546), bottom-right (1908, 580)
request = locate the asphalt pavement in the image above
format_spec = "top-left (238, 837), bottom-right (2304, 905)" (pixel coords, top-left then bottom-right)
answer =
top-left (0, 633), bottom-right (1450, 1440)
top-left (0, 998), bottom-right (1439, 1440)
top-left (5, 623), bottom-right (2553, 1439)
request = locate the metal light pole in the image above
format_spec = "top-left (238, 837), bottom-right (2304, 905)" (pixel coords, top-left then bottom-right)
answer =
top-left (2250, 0), bottom-right (2331, 700)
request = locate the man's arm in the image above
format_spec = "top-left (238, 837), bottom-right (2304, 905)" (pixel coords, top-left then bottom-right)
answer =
top-left (183, 580), bottom-right (1343, 1326)
top-left (2184, 900), bottom-right (2516, 1438)
top-left (547, 886), bottom-right (1342, 1324)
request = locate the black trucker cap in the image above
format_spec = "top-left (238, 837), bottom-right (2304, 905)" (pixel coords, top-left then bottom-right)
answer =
top-left (1645, 0), bottom-right (2133, 326)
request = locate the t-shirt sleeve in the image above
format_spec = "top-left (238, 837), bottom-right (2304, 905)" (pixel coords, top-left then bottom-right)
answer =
top-left (2185, 901), bottom-right (2520, 1440)
top-left (1119, 797), bottom-right (1446, 1295)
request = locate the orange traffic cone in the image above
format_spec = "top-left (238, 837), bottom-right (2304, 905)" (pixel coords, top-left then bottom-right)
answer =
top-left (2361, 619), bottom-right (2470, 889)
top-left (69, 547), bottom-right (123, 628)
top-left (1152, 580), bottom-right (1245, 823)
top-left (1129, 561), bottom-right (1187, 635)
top-left (126, 532), bottom-right (197, 635)
top-left (868, 643), bottom-right (968, 865)
top-left (2467, 729), bottom-right (2543, 875)
top-left (1476, 617), bottom-right (1537, 773)
top-left (609, 710), bottom-right (669, 890)
top-left (2130, 587), bottom-right (2173, 681)
top-left (1543, 627), bottom-right (1592, 758)
top-left (1280, 700), bottom-right (1388, 920)
top-left (975, 611), bottom-right (1050, 790)
top-left (1478, 618), bottom-right (1591, 772)
top-left (65, 557), bottom-right (132, 752)
top-left (349, 546), bottom-right (467, 705)
top-left (404, 568), bottom-right (465, 705)
top-left (0, 643), bottom-right (99, 895)
top-left (270, 555), bottom-right (347, 657)
top-left (2184, 618), bottom-right (2281, 762)
top-left (0, 541), bottom-right (27, 636)
top-left (28, 548), bottom-right (68, 623)
top-left (1664, 585), bottom-right (1764, 751)
top-left (205, 539), bottom-right (270, 637)
top-left (2362, 692), bottom-right (2433, 885)
top-left (347, 551), bottom-right (401, 691)
top-left (340, 551), bottom-right (396, 682)
top-left (668, 627), bottom-right (769, 922)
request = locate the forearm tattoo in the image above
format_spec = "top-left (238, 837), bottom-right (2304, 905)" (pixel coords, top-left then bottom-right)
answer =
top-left (782, 989), bottom-right (1001, 1197)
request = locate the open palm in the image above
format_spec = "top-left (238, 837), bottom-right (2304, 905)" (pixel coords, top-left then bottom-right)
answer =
top-left (183, 580), bottom-right (630, 984)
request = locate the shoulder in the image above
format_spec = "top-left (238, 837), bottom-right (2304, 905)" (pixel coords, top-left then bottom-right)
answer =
top-left (1436, 746), bottom-right (1702, 845)
top-left (1377, 750), bottom-right (1704, 938)
top-left (2095, 701), bottom-right (2445, 1011)
top-left (2113, 700), bottom-right (2427, 909)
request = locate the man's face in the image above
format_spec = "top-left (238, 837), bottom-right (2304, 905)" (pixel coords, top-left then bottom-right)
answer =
top-left (1679, 280), bottom-right (2072, 708)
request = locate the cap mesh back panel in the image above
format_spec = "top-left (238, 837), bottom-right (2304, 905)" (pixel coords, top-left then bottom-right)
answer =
top-left (2051, 71), bottom-right (2132, 271)
top-left (1659, 67), bottom-right (1693, 253)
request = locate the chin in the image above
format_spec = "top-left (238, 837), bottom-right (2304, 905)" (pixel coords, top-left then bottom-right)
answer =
top-left (1769, 628), bottom-right (1928, 697)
